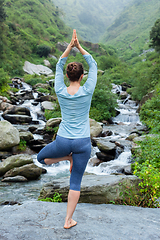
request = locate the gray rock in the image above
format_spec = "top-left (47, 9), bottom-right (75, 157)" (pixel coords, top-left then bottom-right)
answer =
top-left (120, 91), bottom-right (128, 99)
top-left (23, 61), bottom-right (53, 76)
top-left (44, 59), bottom-right (51, 67)
top-left (0, 121), bottom-right (20, 151)
top-left (4, 163), bottom-right (42, 180)
top-left (90, 119), bottom-right (103, 138)
top-left (0, 201), bottom-right (159, 240)
top-left (126, 133), bottom-right (139, 141)
top-left (39, 175), bottom-right (140, 204)
top-left (97, 139), bottom-right (116, 152)
top-left (0, 154), bottom-right (33, 177)
top-left (46, 118), bottom-right (62, 128)
top-left (19, 131), bottom-right (34, 142)
top-left (1, 175), bottom-right (28, 182)
top-left (57, 42), bottom-right (79, 56)
top-left (41, 101), bottom-right (56, 111)
top-left (88, 157), bottom-right (102, 167)
top-left (2, 114), bottom-right (32, 124)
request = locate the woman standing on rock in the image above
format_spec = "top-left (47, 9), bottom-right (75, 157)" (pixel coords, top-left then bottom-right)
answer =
top-left (37, 30), bottom-right (97, 229)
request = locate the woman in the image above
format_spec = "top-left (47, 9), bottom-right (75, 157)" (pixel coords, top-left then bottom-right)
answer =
top-left (37, 30), bottom-right (97, 229)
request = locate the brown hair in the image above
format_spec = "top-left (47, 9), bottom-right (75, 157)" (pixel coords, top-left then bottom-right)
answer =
top-left (66, 62), bottom-right (84, 82)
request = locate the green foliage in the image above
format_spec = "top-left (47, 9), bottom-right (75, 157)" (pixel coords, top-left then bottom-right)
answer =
top-left (44, 100), bottom-right (61, 120)
top-left (37, 88), bottom-right (50, 94)
top-left (24, 74), bottom-right (46, 86)
top-left (150, 18), bottom-right (160, 52)
top-left (131, 135), bottom-right (160, 207)
top-left (18, 139), bottom-right (27, 151)
top-left (140, 88), bottom-right (160, 132)
top-left (90, 73), bottom-right (117, 121)
top-left (52, 0), bottom-right (133, 42)
top-left (36, 45), bottom-right (51, 58)
top-left (39, 192), bottom-right (62, 202)
top-left (0, 68), bottom-right (10, 91)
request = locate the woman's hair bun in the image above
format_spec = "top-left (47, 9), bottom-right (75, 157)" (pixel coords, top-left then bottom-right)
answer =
top-left (66, 62), bottom-right (84, 82)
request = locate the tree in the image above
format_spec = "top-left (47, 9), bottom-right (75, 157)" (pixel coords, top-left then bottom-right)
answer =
top-left (150, 19), bottom-right (160, 52)
top-left (0, 0), bottom-right (7, 56)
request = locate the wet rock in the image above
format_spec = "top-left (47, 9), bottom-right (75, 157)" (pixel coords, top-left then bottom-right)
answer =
top-left (0, 201), bottom-right (21, 206)
top-left (28, 139), bottom-right (47, 152)
top-left (41, 101), bottom-right (56, 111)
top-left (2, 175), bottom-right (28, 182)
top-left (32, 83), bottom-right (50, 90)
top-left (121, 82), bottom-right (131, 91)
top-left (96, 139), bottom-right (116, 152)
top-left (96, 151), bottom-right (115, 162)
top-left (28, 126), bottom-right (38, 133)
top-left (126, 133), bottom-right (139, 141)
top-left (36, 95), bottom-right (56, 102)
top-left (0, 154), bottom-right (33, 177)
top-left (0, 151), bottom-right (12, 160)
top-left (88, 157), bottom-right (102, 167)
top-left (0, 101), bottom-right (13, 111)
top-left (39, 175), bottom-right (140, 204)
top-left (3, 163), bottom-right (42, 180)
top-left (19, 130), bottom-right (34, 142)
top-left (0, 121), bottom-right (20, 151)
top-left (3, 114), bottom-right (32, 124)
top-left (120, 91), bottom-right (128, 99)
top-left (90, 119), bottom-right (103, 138)
top-left (100, 130), bottom-right (113, 137)
top-left (123, 165), bottom-right (132, 175)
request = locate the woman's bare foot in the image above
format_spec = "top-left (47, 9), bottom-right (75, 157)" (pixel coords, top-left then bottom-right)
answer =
top-left (68, 153), bottom-right (73, 173)
top-left (64, 218), bottom-right (77, 229)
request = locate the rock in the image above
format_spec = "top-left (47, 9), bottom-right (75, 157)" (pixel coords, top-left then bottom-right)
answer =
top-left (0, 101), bottom-right (13, 111)
top-left (23, 61), bottom-right (53, 76)
top-left (57, 42), bottom-right (79, 56)
top-left (138, 90), bottom-right (155, 112)
top-left (96, 151), bottom-right (115, 162)
top-left (3, 163), bottom-right (42, 180)
top-left (96, 139), bottom-right (116, 153)
top-left (0, 154), bottom-right (33, 177)
top-left (88, 157), bottom-right (102, 167)
top-left (133, 134), bottom-right (158, 143)
top-left (44, 59), bottom-right (51, 67)
top-left (27, 139), bottom-right (47, 152)
top-left (41, 101), bottom-right (56, 111)
top-left (48, 79), bottom-right (55, 87)
top-left (90, 119), bottom-right (103, 138)
top-left (126, 133), bottom-right (139, 141)
top-left (100, 130), bottom-right (113, 137)
top-left (120, 91), bottom-right (128, 99)
top-left (123, 165), bottom-right (132, 175)
top-left (19, 130), bottom-right (34, 142)
top-left (1, 175), bottom-right (28, 182)
top-left (2, 114), bottom-right (32, 124)
top-left (39, 175), bottom-right (140, 204)
top-left (0, 121), bottom-right (20, 151)
top-left (36, 95), bottom-right (56, 102)
top-left (121, 82), bottom-right (131, 91)
top-left (0, 151), bottom-right (12, 160)
top-left (46, 118), bottom-right (62, 128)
top-left (131, 143), bottom-right (141, 155)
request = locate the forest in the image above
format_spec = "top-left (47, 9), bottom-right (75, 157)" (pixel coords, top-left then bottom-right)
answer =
top-left (0, 0), bottom-right (160, 207)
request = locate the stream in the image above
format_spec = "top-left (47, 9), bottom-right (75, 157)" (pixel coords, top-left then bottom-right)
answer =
top-left (0, 82), bottom-right (142, 204)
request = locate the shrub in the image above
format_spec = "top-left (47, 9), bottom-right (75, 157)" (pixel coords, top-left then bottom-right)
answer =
top-left (36, 44), bottom-right (51, 57)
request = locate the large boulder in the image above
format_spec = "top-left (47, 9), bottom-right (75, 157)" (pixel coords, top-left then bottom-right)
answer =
top-left (38, 175), bottom-right (140, 204)
top-left (57, 42), bottom-right (79, 56)
top-left (0, 121), bottom-right (20, 151)
top-left (23, 61), bottom-right (53, 76)
top-left (0, 154), bottom-right (33, 177)
top-left (96, 139), bottom-right (116, 152)
top-left (90, 119), bottom-right (103, 138)
top-left (3, 163), bottom-right (42, 180)
top-left (41, 101), bottom-right (56, 111)
top-left (19, 130), bottom-right (34, 142)
top-left (46, 118), bottom-right (62, 128)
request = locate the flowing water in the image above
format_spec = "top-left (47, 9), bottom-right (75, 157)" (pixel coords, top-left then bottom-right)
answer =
top-left (0, 82), bottom-right (142, 204)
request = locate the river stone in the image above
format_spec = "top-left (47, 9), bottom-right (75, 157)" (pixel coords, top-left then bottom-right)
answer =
top-left (0, 101), bottom-right (13, 111)
top-left (120, 91), bottom-right (128, 99)
top-left (0, 154), bottom-right (33, 177)
top-left (1, 175), bottom-right (28, 182)
top-left (96, 151), bottom-right (115, 162)
top-left (23, 61), bottom-right (53, 76)
top-left (3, 106), bottom-right (31, 116)
top-left (41, 101), bottom-right (56, 111)
top-left (3, 163), bottom-right (42, 180)
top-left (0, 120), bottom-right (20, 151)
top-left (2, 114), bottom-right (32, 124)
top-left (126, 133), bottom-right (139, 141)
top-left (39, 175), bottom-right (140, 204)
top-left (88, 157), bottom-right (102, 167)
top-left (33, 83), bottom-right (50, 90)
top-left (19, 131), bottom-right (34, 142)
top-left (90, 119), bottom-right (103, 138)
top-left (36, 95), bottom-right (56, 102)
top-left (133, 134), bottom-right (158, 143)
top-left (46, 118), bottom-right (62, 128)
top-left (96, 139), bottom-right (116, 153)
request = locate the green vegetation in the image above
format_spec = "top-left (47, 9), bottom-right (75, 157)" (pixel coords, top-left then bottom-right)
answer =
top-left (18, 139), bottom-right (27, 151)
top-left (101, 0), bottom-right (160, 59)
top-left (150, 18), bottom-right (160, 52)
top-left (52, 0), bottom-right (133, 42)
top-left (38, 192), bottom-right (62, 202)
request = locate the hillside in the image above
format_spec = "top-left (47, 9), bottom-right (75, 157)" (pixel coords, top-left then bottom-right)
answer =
top-left (101, 0), bottom-right (160, 57)
top-left (1, 0), bottom-right (70, 75)
top-left (51, 0), bottom-right (133, 43)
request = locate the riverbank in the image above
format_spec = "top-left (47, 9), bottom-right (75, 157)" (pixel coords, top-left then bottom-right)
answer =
top-left (0, 201), bottom-right (160, 240)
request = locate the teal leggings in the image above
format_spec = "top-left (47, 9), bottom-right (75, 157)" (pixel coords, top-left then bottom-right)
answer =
top-left (37, 135), bottom-right (91, 191)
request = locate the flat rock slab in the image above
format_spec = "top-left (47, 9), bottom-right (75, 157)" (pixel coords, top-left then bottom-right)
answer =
top-left (0, 201), bottom-right (159, 240)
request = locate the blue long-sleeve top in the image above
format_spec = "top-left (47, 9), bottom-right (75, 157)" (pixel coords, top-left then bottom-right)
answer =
top-left (55, 54), bottom-right (97, 138)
